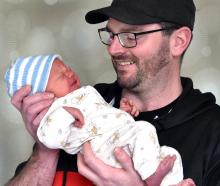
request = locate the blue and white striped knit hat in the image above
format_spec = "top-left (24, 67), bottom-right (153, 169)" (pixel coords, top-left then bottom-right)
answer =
top-left (4, 54), bottom-right (62, 97)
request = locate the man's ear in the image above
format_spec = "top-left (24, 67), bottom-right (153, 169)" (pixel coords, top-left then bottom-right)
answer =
top-left (169, 27), bottom-right (192, 57)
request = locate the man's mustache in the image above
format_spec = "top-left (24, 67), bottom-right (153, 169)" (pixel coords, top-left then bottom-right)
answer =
top-left (112, 55), bottom-right (133, 61)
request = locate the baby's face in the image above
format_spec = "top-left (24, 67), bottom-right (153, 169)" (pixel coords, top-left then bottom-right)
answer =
top-left (46, 58), bottom-right (80, 97)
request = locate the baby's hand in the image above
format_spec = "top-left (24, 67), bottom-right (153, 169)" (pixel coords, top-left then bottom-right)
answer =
top-left (119, 98), bottom-right (139, 117)
top-left (176, 179), bottom-right (196, 186)
top-left (63, 106), bottom-right (84, 128)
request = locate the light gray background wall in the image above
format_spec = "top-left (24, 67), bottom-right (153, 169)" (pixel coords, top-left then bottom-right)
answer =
top-left (0, 0), bottom-right (219, 185)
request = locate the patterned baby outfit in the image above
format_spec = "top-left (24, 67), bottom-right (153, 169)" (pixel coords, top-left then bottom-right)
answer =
top-left (37, 85), bottom-right (183, 185)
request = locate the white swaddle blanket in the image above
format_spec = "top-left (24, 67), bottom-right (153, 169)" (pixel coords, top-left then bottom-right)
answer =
top-left (37, 85), bottom-right (183, 185)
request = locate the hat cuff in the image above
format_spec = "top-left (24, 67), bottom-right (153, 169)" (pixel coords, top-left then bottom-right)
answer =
top-left (40, 54), bottom-right (62, 93)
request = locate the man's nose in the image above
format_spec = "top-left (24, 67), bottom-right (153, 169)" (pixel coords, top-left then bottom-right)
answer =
top-left (108, 36), bottom-right (126, 56)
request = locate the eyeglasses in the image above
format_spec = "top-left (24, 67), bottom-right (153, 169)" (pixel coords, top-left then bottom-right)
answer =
top-left (98, 27), bottom-right (177, 48)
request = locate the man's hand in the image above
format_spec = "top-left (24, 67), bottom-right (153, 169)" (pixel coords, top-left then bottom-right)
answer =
top-left (78, 142), bottom-right (196, 186)
top-left (77, 142), bottom-right (145, 186)
top-left (7, 86), bottom-right (60, 185)
top-left (11, 85), bottom-right (54, 147)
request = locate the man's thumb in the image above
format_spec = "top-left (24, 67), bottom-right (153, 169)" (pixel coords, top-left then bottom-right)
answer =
top-left (114, 147), bottom-right (133, 171)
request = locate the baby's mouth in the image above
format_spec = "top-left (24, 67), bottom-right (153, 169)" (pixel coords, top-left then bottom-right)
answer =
top-left (70, 77), bottom-right (78, 86)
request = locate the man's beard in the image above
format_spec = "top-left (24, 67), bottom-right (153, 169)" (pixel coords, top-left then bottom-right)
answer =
top-left (113, 41), bottom-right (170, 91)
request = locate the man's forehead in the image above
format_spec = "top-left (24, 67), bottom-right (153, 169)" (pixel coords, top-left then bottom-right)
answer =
top-left (106, 18), bottom-right (158, 32)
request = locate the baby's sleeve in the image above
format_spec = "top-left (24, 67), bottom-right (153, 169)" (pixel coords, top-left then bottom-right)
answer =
top-left (37, 107), bottom-right (75, 150)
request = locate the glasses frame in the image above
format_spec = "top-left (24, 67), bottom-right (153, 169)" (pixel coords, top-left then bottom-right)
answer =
top-left (98, 27), bottom-right (177, 48)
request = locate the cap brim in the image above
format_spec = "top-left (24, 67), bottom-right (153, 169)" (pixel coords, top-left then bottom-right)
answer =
top-left (85, 6), bottom-right (162, 25)
top-left (85, 7), bottom-right (110, 24)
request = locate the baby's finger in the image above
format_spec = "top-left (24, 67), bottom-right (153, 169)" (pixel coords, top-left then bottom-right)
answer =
top-left (134, 110), bottom-right (139, 117)
top-left (128, 99), bottom-right (134, 106)
top-left (131, 105), bottom-right (137, 115)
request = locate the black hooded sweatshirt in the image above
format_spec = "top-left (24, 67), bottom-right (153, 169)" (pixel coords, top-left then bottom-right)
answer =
top-left (94, 77), bottom-right (220, 186)
top-left (14, 77), bottom-right (220, 186)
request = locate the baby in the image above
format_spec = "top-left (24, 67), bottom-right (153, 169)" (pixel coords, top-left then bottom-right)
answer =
top-left (5, 54), bottom-right (183, 185)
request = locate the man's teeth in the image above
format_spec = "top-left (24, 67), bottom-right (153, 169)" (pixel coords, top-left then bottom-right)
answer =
top-left (117, 61), bottom-right (134, 66)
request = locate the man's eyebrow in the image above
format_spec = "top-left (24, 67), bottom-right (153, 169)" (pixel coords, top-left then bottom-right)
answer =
top-left (105, 26), bottom-right (111, 31)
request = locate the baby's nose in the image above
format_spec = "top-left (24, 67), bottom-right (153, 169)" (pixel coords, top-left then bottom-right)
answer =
top-left (65, 69), bottom-right (74, 78)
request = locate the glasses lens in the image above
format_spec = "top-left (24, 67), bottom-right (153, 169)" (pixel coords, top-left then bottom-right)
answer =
top-left (99, 30), bottom-right (112, 45)
top-left (118, 33), bottom-right (136, 48)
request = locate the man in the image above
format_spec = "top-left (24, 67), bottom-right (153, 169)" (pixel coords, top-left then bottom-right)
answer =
top-left (6, 0), bottom-right (220, 186)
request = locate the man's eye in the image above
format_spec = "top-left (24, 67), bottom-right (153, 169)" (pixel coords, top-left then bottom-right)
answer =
top-left (124, 34), bottom-right (135, 40)
top-left (127, 36), bottom-right (135, 40)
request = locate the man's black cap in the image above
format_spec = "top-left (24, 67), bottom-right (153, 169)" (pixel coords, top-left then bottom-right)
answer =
top-left (85, 0), bottom-right (196, 30)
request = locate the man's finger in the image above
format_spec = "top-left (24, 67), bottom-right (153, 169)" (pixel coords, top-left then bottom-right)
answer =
top-left (22, 92), bottom-right (54, 112)
top-left (24, 98), bottom-right (54, 122)
top-left (33, 107), bottom-right (50, 127)
top-left (11, 85), bottom-right (32, 110)
top-left (114, 147), bottom-right (133, 171)
top-left (77, 153), bottom-right (100, 185)
top-left (82, 142), bottom-right (113, 175)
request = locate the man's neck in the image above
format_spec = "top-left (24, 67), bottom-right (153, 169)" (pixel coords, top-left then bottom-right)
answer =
top-left (121, 76), bottom-right (182, 112)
